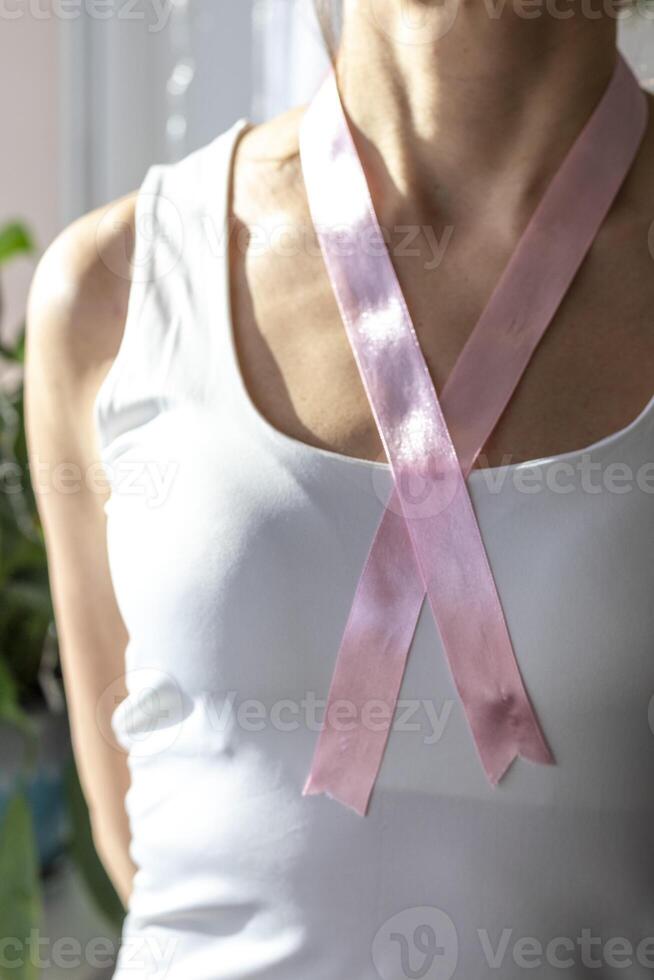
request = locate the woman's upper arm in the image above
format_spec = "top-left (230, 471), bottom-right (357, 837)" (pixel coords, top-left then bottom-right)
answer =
top-left (23, 193), bottom-right (138, 905)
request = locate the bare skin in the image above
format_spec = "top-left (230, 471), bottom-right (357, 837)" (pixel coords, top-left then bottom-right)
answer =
top-left (26, 197), bottom-right (137, 906)
top-left (229, 100), bottom-right (654, 469)
top-left (25, 0), bottom-right (654, 904)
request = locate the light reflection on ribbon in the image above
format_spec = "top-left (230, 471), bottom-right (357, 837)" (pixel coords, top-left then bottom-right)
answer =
top-left (299, 54), bottom-right (648, 815)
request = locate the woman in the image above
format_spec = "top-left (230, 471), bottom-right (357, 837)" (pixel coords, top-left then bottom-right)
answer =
top-left (25, 0), bottom-right (654, 976)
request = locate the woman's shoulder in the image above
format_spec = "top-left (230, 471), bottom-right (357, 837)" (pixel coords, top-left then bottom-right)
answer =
top-left (26, 192), bottom-right (139, 451)
top-left (23, 107), bottom-right (302, 423)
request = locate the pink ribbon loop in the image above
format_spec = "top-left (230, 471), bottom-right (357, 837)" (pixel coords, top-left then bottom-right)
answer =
top-left (299, 55), bottom-right (648, 815)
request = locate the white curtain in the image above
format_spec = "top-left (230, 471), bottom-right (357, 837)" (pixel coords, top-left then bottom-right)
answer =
top-left (251, 0), bottom-right (331, 120)
top-left (620, 9), bottom-right (654, 88)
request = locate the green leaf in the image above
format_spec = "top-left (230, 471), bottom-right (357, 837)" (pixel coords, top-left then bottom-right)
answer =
top-left (0, 792), bottom-right (42, 980)
top-left (0, 659), bottom-right (30, 731)
top-left (0, 662), bottom-right (39, 763)
top-left (0, 330), bottom-right (25, 364)
top-left (3, 581), bottom-right (53, 617)
top-left (0, 655), bottom-right (20, 710)
top-left (0, 224), bottom-right (34, 265)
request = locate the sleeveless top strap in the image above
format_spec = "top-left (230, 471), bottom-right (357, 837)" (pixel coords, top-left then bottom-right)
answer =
top-left (199, 119), bottom-right (251, 409)
top-left (93, 122), bottom-right (248, 473)
top-left (93, 161), bottom-right (171, 463)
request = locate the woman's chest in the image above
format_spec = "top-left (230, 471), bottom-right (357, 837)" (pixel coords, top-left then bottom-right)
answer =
top-left (104, 402), bottom-right (654, 808)
top-left (230, 162), bottom-right (654, 472)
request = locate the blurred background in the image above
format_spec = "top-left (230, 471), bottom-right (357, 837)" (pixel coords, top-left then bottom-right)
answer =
top-left (0, 1), bottom-right (653, 977)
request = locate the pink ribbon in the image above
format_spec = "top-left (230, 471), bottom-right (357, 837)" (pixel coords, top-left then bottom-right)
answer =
top-left (299, 55), bottom-right (648, 815)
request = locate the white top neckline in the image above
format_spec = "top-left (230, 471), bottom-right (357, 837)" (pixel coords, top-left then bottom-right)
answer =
top-left (215, 118), bottom-right (654, 482)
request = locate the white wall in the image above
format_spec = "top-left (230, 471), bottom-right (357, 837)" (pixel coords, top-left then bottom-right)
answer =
top-left (0, 10), bottom-right (59, 339)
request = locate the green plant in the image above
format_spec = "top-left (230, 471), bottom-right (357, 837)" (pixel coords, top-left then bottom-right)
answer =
top-left (0, 223), bottom-right (123, 972)
top-left (0, 223), bottom-right (52, 735)
top-left (0, 221), bottom-right (45, 980)
top-left (0, 794), bottom-right (42, 980)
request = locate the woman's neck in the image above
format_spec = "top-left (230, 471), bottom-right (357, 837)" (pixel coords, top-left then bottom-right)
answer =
top-left (335, 0), bottom-right (619, 224)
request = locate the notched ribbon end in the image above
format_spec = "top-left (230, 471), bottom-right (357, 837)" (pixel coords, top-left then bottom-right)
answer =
top-left (481, 729), bottom-right (556, 787)
top-left (302, 773), bottom-right (371, 818)
top-left (521, 740), bottom-right (556, 769)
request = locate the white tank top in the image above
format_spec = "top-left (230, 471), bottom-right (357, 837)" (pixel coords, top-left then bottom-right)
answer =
top-left (95, 120), bottom-right (654, 980)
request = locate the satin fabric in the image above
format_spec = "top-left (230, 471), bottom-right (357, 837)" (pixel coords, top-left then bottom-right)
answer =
top-left (299, 54), bottom-right (648, 815)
